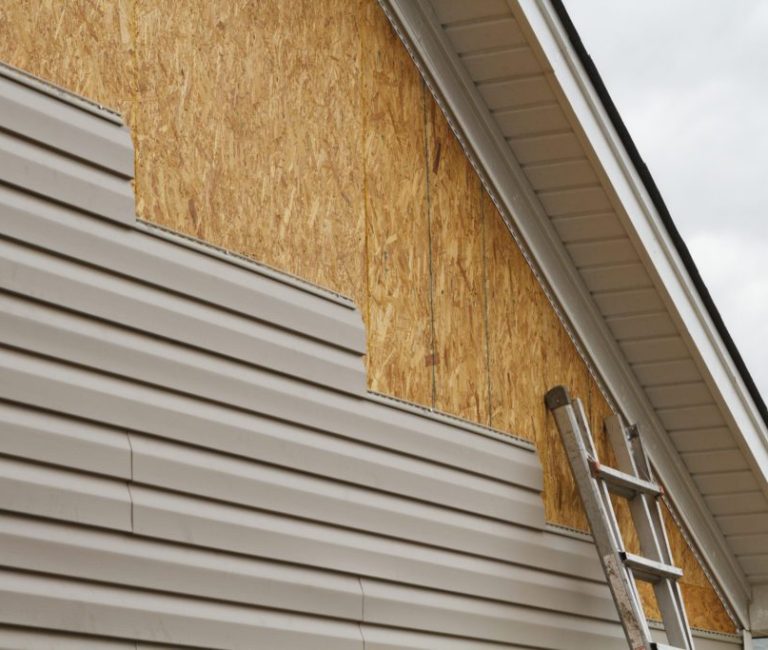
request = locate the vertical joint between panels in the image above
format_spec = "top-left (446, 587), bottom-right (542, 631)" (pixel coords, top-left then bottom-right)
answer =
top-left (360, 18), bottom-right (372, 383)
top-left (422, 79), bottom-right (438, 410)
top-left (130, 0), bottom-right (139, 207)
top-left (481, 194), bottom-right (493, 428)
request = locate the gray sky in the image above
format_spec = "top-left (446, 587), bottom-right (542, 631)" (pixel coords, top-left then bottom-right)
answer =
top-left (565, 0), bottom-right (768, 403)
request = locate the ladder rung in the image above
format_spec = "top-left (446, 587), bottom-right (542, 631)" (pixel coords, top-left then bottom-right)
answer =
top-left (588, 458), bottom-right (662, 499)
top-left (651, 644), bottom-right (686, 650)
top-left (620, 551), bottom-right (683, 583)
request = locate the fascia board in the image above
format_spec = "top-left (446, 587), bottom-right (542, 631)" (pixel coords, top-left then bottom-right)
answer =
top-left (380, 0), bottom-right (751, 627)
top-left (519, 0), bottom-right (768, 617)
top-left (515, 0), bottom-right (768, 498)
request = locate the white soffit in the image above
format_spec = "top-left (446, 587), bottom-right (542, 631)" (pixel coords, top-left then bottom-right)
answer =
top-left (380, 0), bottom-right (768, 628)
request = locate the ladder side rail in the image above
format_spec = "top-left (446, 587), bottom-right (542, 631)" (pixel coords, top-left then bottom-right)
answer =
top-left (631, 426), bottom-right (696, 650)
top-left (606, 416), bottom-right (695, 650)
top-left (573, 399), bottom-right (633, 554)
top-left (546, 387), bottom-right (653, 650)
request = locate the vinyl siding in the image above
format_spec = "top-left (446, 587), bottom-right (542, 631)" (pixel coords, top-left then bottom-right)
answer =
top-left (0, 63), bottom-right (740, 649)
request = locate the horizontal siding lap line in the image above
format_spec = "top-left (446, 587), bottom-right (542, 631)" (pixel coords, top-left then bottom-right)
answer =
top-left (0, 457), bottom-right (132, 531)
top-left (0, 378), bottom-right (540, 533)
top-left (130, 484), bottom-right (611, 599)
top-left (0, 120), bottom-right (132, 180)
top-left (0, 360), bottom-right (543, 527)
top-left (0, 235), bottom-right (365, 370)
top-left (0, 399), bottom-right (132, 478)
top-left (0, 102), bottom-right (132, 178)
top-left (0, 284), bottom-right (367, 398)
top-left (0, 62), bottom-right (124, 124)
top-left (0, 134), bottom-right (135, 224)
top-left (0, 627), bottom-right (138, 650)
top-left (0, 69), bottom-right (132, 175)
top-left (127, 433), bottom-right (547, 554)
top-left (0, 190), bottom-right (364, 351)
top-left (0, 506), bottom-right (613, 618)
top-left (0, 344), bottom-right (539, 493)
top-left (136, 219), bottom-right (358, 311)
top-left (359, 579), bottom-right (626, 649)
top-left (0, 392), bottom-right (535, 536)
top-left (366, 391), bottom-right (534, 449)
top-left (0, 568), bottom-right (366, 650)
top-left (0, 513), bottom-right (364, 620)
top-left (0, 623), bottom-right (741, 650)
top-left (0, 502), bottom-right (619, 625)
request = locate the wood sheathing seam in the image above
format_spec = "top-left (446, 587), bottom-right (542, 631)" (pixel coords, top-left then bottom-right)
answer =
top-left (0, 0), bottom-right (736, 633)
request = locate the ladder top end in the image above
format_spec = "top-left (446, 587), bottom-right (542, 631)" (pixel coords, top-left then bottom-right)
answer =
top-left (545, 385), bottom-right (572, 411)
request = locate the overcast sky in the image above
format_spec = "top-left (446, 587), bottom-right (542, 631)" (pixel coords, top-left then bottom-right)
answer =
top-left (565, 1), bottom-right (768, 403)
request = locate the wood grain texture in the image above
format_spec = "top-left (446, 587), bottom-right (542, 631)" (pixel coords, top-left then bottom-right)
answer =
top-left (133, 0), bottom-right (367, 307)
top-left (427, 98), bottom-right (490, 424)
top-left (485, 191), bottom-right (544, 441)
top-left (361, 3), bottom-right (433, 405)
top-left (0, 0), bottom-right (135, 121)
top-left (0, 0), bottom-right (735, 633)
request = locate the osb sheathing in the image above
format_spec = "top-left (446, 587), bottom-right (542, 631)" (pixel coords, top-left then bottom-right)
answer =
top-left (361, 1), bottom-right (432, 405)
top-left (427, 103), bottom-right (490, 424)
top-left (0, 0), bottom-right (735, 633)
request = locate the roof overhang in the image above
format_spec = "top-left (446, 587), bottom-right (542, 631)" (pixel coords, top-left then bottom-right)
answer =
top-left (380, 0), bottom-right (768, 630)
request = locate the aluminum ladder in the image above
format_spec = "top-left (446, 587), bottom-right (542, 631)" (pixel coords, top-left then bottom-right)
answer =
top-left (545, 385), bottom-right (695, 650)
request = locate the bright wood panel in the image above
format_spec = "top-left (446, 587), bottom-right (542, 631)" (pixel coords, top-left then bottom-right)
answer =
top-left (133, 0), bottom-right (367, 307)
top-left (360, 2), bottom-right (433, 405)
top-left (427, 99), bottom-right (490, 424)
top-left (0, 0), bottom-right (134, 118)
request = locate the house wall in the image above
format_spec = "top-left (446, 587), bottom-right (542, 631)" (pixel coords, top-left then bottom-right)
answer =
top-left (0, 66), bottom-right (741, 648)
top-left (0, 0), bottom-right (735, 634)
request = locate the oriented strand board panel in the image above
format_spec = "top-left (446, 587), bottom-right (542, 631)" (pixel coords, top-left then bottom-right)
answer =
top-left (484, 191), bottom-right (545, 441)
top-left (0, 0), bottom-right (134, 119)
top-left (132, 0), bottom-right (367, 306)
top-left (427, 98), bottom-right (490, 424)
top-left (361, 3), bottom-right (433, 405)
top-left (485, 192), bottom-right (592, 529)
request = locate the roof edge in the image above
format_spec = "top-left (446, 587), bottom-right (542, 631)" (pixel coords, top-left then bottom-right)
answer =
top-left (548, 0), bottom-right (768, 469)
